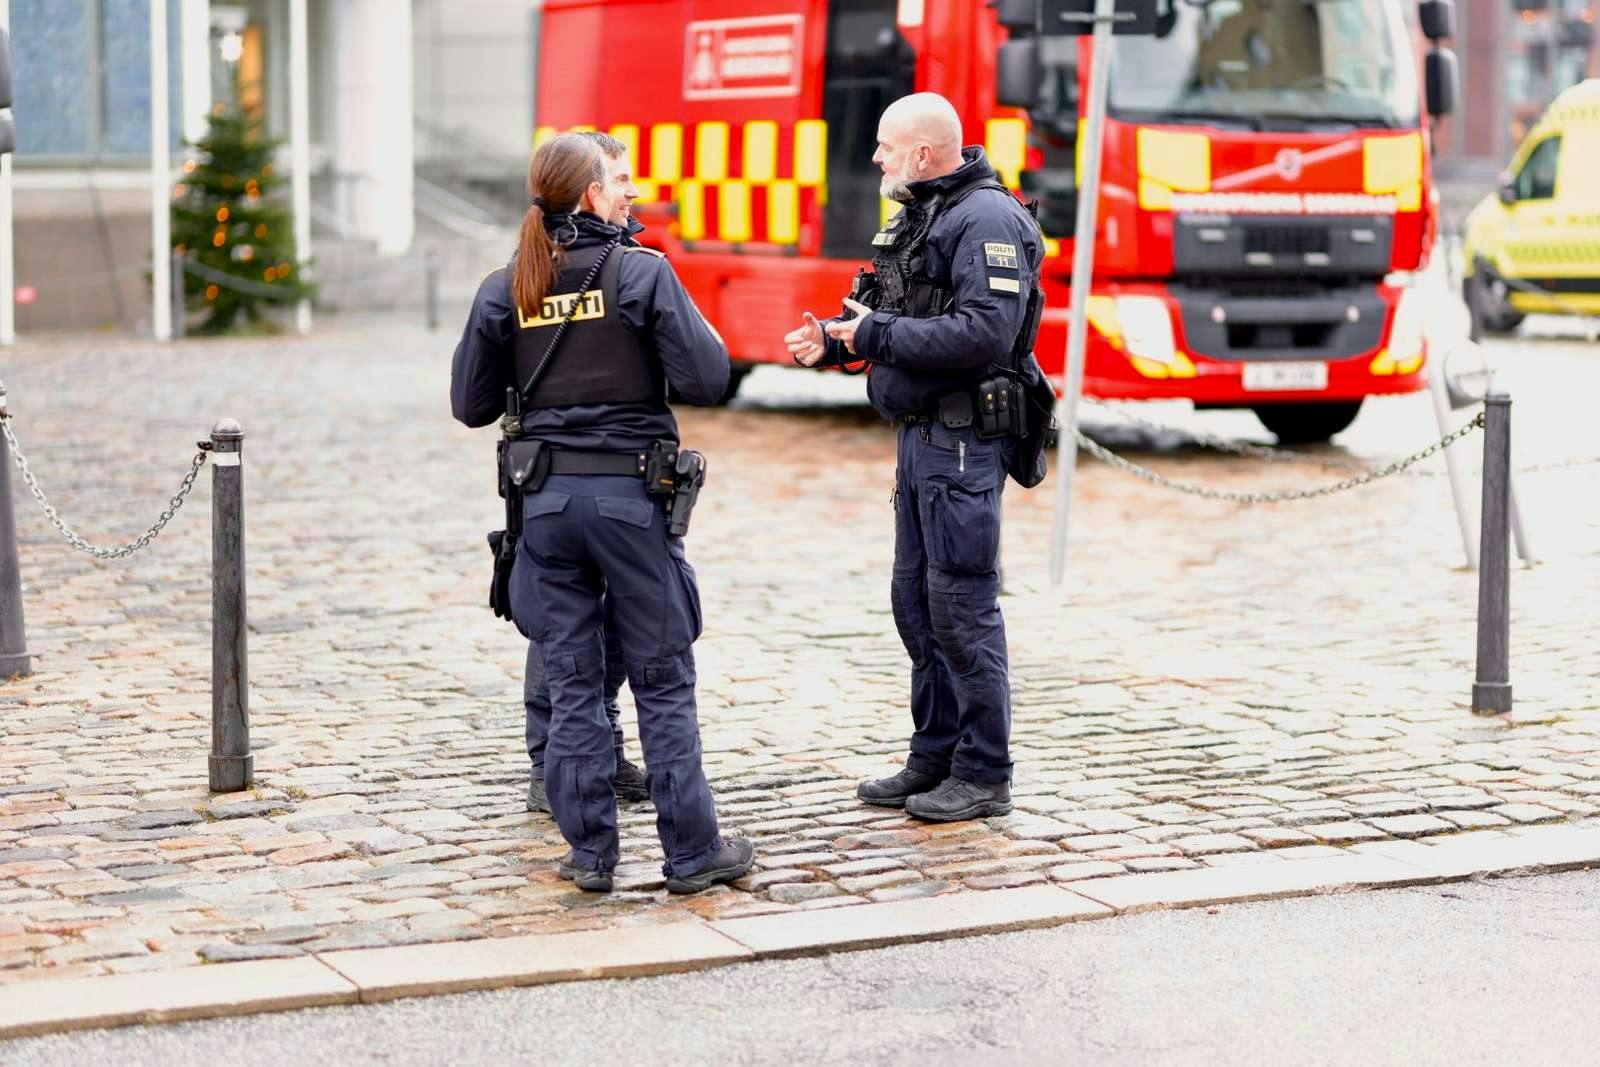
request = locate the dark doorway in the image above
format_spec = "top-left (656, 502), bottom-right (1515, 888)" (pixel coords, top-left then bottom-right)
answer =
top-left (821, 0), bottom-right (916, 258)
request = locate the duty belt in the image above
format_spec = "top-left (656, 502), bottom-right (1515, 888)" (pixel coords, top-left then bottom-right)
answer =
top-left (546, 449), bottom-right (650, 478)
top-left (903, 378), bottom-right (1025, 441)
top-left (499, 439), bottom-right (708, 537)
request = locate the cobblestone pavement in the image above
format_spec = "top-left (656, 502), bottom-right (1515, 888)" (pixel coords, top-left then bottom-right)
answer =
top-left (1, 308), bottom-right (1597, 983)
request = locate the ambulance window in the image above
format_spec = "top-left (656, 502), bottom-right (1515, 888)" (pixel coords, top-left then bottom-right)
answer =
top-left (1514, 137), bottom-right (1561, 202)
top-left (820, 0), bottom-right (916, 258)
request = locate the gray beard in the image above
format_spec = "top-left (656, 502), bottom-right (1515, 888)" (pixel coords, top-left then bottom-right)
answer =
top-left (879, 172), bottom-right (915, 202)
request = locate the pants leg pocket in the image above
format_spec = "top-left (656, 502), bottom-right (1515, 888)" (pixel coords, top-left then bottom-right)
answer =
top-left (666, 538), bottom-right (703, 644)
top-left (930, 480), bottom-right (1001, 576)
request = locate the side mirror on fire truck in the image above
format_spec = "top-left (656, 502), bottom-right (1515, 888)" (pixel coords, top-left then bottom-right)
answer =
top-left (1425, 48), bottom-right (1459, 118)
top-left (992, 0), bottom-right (1042, 110)
top-left (1418, 0), bottom-right (1455, 41)
top-left (0, 28), bottom-right (15, 156)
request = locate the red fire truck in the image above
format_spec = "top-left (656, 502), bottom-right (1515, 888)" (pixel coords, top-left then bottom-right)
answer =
top-left (534, 0), bottom-right (1458, 442)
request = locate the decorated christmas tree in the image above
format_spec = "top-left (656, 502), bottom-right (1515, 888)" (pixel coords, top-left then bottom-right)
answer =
top-left (171, 107), bottom-right (313, 333)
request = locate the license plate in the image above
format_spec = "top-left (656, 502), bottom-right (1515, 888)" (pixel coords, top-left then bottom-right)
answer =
top-left (1242, 361), bottom-right (1328, 391)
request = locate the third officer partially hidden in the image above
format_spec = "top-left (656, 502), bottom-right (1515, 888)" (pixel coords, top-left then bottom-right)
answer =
top-left (452, 132), bottom-right (755, 893)
top-left (785, 92), bottom-right (1048, 822)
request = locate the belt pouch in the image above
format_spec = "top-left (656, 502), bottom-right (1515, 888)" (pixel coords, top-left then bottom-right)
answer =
top-left (505, 440), bottom-right (550, 493)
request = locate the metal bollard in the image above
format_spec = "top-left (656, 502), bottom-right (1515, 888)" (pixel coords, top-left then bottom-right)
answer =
top-left (209, 419), bottom-right (252, 790)
top-left (1472, 394), bottom-right (1512, 716)
top-left (171, 249), bottom-right (187, 341)
top-left (424, 247), bottom-right (440, 332)
top-left (0, 387), bottom-right (31, 680)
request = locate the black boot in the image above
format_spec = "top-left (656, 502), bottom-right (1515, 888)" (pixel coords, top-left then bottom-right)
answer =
top-left (904, 776), bottom-right (1012, 822)
top-left (526, 775), bottom-right (551, 814)
top-left (557, 851), bottom-right (614, 893)
top-left (614, 756), bottom-right (650, 803)
top-left (664, 836), bottom-right (756, 895)
top-left (856, 766), bottom-right (943, 808)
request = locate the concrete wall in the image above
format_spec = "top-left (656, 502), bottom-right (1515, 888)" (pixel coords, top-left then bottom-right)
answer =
top-left (11, 183), bottom-right (157, 334)
top-left (412, 0), bottom-right (535, 165)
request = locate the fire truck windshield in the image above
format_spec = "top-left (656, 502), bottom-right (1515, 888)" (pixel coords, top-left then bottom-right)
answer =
top-left (1099, 0), bottom-right (1420, 131)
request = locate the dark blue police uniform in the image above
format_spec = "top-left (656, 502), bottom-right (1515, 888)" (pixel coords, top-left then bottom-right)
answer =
top-left (523, 621), bottom-right (625, 789)
top-left (833, 147), bottom-right (1044, 798)
top-left (451, 211), bottom-right (731, 880)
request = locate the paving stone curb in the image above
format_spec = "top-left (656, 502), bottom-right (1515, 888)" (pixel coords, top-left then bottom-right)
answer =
top-left (6, 825), bottom-right (1600, 1042)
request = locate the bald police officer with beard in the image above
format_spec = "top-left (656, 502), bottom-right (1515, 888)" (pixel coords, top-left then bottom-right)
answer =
top-left (784, 93), bottom-right (1044, 822)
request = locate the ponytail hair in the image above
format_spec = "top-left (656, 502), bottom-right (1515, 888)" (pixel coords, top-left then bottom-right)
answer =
top-left (512, 133), bottom-right (607, 317)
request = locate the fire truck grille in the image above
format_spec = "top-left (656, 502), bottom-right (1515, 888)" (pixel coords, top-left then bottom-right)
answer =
top-left (1243, 226), bottom-right (1331, 258)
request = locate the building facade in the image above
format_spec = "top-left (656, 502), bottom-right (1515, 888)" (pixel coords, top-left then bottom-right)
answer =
top-left (4, 0), bottom-right (538, 334)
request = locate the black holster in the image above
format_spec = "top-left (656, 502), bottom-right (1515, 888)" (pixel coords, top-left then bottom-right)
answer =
top-left (666, 450), bottom-right (707, 537)
top-left (487, 437), bottom-right (549, 631)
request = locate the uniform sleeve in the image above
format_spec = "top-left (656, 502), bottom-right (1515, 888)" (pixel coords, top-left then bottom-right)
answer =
top-left (619, 251), bottom-right (731, 405)
top-left (450, 269), bottom-right (517, 428)
top-left (852, 197), bottom-right (1037, 372)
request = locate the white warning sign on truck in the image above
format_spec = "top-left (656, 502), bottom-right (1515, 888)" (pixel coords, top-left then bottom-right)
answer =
top-left (684, 15), bottom-right (804, 100)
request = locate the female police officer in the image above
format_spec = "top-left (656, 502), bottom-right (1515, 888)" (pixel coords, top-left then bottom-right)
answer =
top-left (450, 132), bottom-right (754, 894)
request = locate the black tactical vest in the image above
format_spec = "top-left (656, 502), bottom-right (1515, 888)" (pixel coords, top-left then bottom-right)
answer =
top-left (867, 178), bottom-right (1014, 319)
top-left (512, 243), bottom-right (663, 408)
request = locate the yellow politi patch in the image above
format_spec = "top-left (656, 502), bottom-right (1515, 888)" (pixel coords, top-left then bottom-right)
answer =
top-left (519, 290), bottom-right (606, 329)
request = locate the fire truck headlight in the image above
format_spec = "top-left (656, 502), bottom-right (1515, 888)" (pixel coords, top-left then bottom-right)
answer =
top-left (1387, 286), bottom-right (1425, 367)
top-left (1114, 296), bottom-right (1178, 365)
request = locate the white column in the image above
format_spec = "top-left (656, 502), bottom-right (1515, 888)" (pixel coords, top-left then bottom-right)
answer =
top-left (151, 0), bottom-right (172, 342)
top-left (331, 0), bottom-right (413, 255)
top-left (289, 0), bottom-right (311, 334)
top-left (179, 0), bottom-right (210, 146)
top-left (2, 0), bottom-right (16, 346)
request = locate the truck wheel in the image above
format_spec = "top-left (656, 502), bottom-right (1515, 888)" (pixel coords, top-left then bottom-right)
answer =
top-left (1466, 264), bottom-right (1526, 340)
top-left (1252, 401), bottom-right (1364, 444)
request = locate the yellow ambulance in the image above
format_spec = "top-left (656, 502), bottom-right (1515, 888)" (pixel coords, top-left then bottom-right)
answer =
top-left (1462, 79), bottom-right (1600, 336)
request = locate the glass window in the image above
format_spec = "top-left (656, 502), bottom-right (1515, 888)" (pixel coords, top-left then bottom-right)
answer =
top-left (10, 0), bottom-right (94, 155)
top-left (1104, 0), bottom-right (1421, 130)
top-left (1514, 136), bottom-right (1561, 201)
top-left (9, 0), bottom-right (181, 160)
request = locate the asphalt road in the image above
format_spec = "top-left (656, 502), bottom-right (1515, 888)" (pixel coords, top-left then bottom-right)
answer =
top-left (6, 868), bottom-right (1600, 1066)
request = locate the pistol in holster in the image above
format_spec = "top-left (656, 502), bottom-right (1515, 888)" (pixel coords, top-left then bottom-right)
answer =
top-left (643, 439), bottom-right (708, 538)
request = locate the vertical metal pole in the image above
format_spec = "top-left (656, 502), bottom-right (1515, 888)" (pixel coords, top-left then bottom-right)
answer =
top-left (1428, 350), bottom-right (1478, 569)
top-left (151, 0), bottom-right (173, 342)
top-left (1, 1), bottom-right (16, 346)
top-left (1048, 0), bottom-right (1116, 587)
top-left (171, 248), bottom-right (186, 340)
top-left (289, 0), bottom-right (312, 335)
top-left (1472, 394), bottom-right (1512, 716)
top-left (209, 418), bottom-right (251, 790)
top-left (0, 387), bottom-right (30, 680)
top-left (424, 246), bottom-right (439, 331)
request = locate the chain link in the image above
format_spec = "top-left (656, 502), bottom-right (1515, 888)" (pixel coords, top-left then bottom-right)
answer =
top-left (0, 409), bottom-right (209, 559)
top-left (1075, 411), bottom-right (1487, 504)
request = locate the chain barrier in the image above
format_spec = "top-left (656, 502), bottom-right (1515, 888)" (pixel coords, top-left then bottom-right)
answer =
top-left (1082, 397), bottom-right (1600, 479)
top-left (180, 256), bottom-right (306, 300)
top-left (1080, 398), bottom-right (1374, 472)
top-left (1074, 411), bottom-right (1486, 505)
top-left (0, 386), bottom-right (210, 559)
